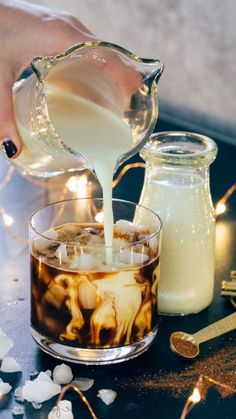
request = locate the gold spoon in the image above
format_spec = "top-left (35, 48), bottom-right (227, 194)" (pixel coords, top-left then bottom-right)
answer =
top-left (170, 312), bottom-right (236, 358)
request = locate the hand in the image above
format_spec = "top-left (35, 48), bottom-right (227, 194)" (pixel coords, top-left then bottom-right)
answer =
top-left (0, 0), bottom-right (94, 157)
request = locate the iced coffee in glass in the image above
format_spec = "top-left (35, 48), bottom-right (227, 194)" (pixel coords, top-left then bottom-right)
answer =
top-left (30, 198), bottom-right (162, 364)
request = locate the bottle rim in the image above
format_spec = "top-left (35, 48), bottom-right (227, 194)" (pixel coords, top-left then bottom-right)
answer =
top-left (140, 131), bottom-right (218, 167)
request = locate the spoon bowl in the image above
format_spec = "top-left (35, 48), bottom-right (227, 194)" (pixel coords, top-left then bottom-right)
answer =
top-left (170, 331), bottom-right (199, 359)
top-left (170, 312), bottom-right (236, 359)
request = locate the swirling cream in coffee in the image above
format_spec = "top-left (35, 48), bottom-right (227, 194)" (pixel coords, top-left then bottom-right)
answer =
top-left (31, 222), bottom-right (159, 348)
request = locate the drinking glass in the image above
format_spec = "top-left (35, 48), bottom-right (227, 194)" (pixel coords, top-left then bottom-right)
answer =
top-left (29, 198), bottom-right (162, 364)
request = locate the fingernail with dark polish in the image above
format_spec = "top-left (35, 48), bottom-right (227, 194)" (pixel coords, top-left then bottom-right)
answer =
top-left (2, 140), bottom-right (17, 158)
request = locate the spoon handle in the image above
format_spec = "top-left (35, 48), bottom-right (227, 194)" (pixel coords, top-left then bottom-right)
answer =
top-left (193, 312), bottom-right (236, 344)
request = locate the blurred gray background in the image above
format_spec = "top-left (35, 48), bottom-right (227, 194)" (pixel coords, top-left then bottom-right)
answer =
top-left (31, 0), bottom-right (236, 143)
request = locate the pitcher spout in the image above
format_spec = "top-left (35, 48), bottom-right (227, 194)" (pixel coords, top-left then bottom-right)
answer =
top-left (136, 57), bottom-right (164, 86)
top-left (31, 56), bottom-right (55, 83)
top-left (146, 59), bottom-right (164, 84)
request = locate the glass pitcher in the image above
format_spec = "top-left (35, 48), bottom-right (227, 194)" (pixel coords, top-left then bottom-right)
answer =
top-left (6, 41), bottom-right (163, 177)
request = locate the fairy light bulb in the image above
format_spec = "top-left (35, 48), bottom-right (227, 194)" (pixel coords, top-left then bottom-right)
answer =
top-left (66, 174), bottom-right (89, 197)
top-left (215, 201), bottom-right (227, 216)
top-left (95, 211), bottom-right (104, 223)
top-left (0, 208), bottom-right (14, 226)
top-left (189, 387), bottom-right (201, 403)
top-left (3, 214), bottom-right (14, 226)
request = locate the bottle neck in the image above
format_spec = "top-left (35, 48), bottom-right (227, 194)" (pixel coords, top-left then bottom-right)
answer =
top-left (144, 160), bottom-right (211, 191)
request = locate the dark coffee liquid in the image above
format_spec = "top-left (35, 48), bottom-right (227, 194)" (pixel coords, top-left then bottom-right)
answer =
top-left (31, 223), bottom-right (159, 349)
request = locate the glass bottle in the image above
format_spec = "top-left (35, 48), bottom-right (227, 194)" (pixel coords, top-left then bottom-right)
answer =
top-left (138, 132), bottom-right (218, 315)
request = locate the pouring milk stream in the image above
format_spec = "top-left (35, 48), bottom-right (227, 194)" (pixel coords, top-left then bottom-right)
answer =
top-left (47, 88), bottom-right (133, 263)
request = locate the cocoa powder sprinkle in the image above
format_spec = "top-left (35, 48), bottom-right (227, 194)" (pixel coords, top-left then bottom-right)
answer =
top-left (120, 346), bottom-right (236, 398)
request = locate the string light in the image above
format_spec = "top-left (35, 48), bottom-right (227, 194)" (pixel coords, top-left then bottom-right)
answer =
top-left (56, 383), bottom-right (98, 419)
top-left (53, 372), bottom-right (236, 419)
top-left (180, 374), bottom-right (236, 419)
top-left (112, 162), bottom-right (146, 188)
top-left (215, 181), bottom-right (236, 217)
top-left (0, 162), bottom-right (235, 246)
top-left (0, 162), bottom-right (234, 242)
top-left (180, 375), bottom-right (203, 419)
top-left (0, 162), bottom-right (235, 222)
top-left (203, 374), bottom-right (236, 395)
top-left (111, 162), bottom-right (236, 219)
top-left (0, 163), bottom-right (235, 415)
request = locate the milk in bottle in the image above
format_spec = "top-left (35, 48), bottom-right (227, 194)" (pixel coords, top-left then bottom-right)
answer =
top-left (138, 132), bottom-right (218, 315)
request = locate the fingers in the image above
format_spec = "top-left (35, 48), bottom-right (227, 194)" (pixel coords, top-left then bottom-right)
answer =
top-left (0, 79), bottom-right (22, 158)
top-left (59, 12), bottom-right (94, 38)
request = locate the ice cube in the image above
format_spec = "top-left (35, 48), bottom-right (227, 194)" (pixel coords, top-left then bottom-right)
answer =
top-left (48, 400), bottom-right (73, 419)
top-left (33, 229), bottom-right (58, 252)
top-left (0, 380), bottom-right (12, 396)
top-left (44, 284), bottom-right (65, 309)
top-left (87, 235), bottom-right (103, 245)
top-left (55, 243), bottom-right (67, 260)
top-left (148, 235), bottom-right (158, 252)
top-left (14, 386), bottom-right (24, 403)
top-left (69, 253), bottom-right (100, 271)
top-left (113, 237), bottom-right (128, 250)
top-left (36, 371), bottom-right (52, 382)
top-left (72, 377), bottom-right (94, 391)
top-left (78, 279), bottom-right (97, 309)
top-left (97, 389), bottom-right (117, 405)
top-left (32, 401), bottom-right (42, 409)
top-left (53, 363), bottom-right (73, 385)
top-left (0, 328), bottom-right (14, 359)
top-left (115, 220), bottom-right (146, 234)
top-left (11, 405), bottom-right (24, 416)
top-left (44, 369), bottom-right (52, 378)
top-left (22, 379), bottom-right (61, 403)
top-left (133, 243), bottom-right (148, 254)
top-left (0, 356), bottom-right (22, 373)
top-left (119, 249), bottom-right (149, 265)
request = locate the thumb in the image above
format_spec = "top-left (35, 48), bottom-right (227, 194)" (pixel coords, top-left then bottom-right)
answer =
top-left (0, 79), bottom-right (22, 158)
